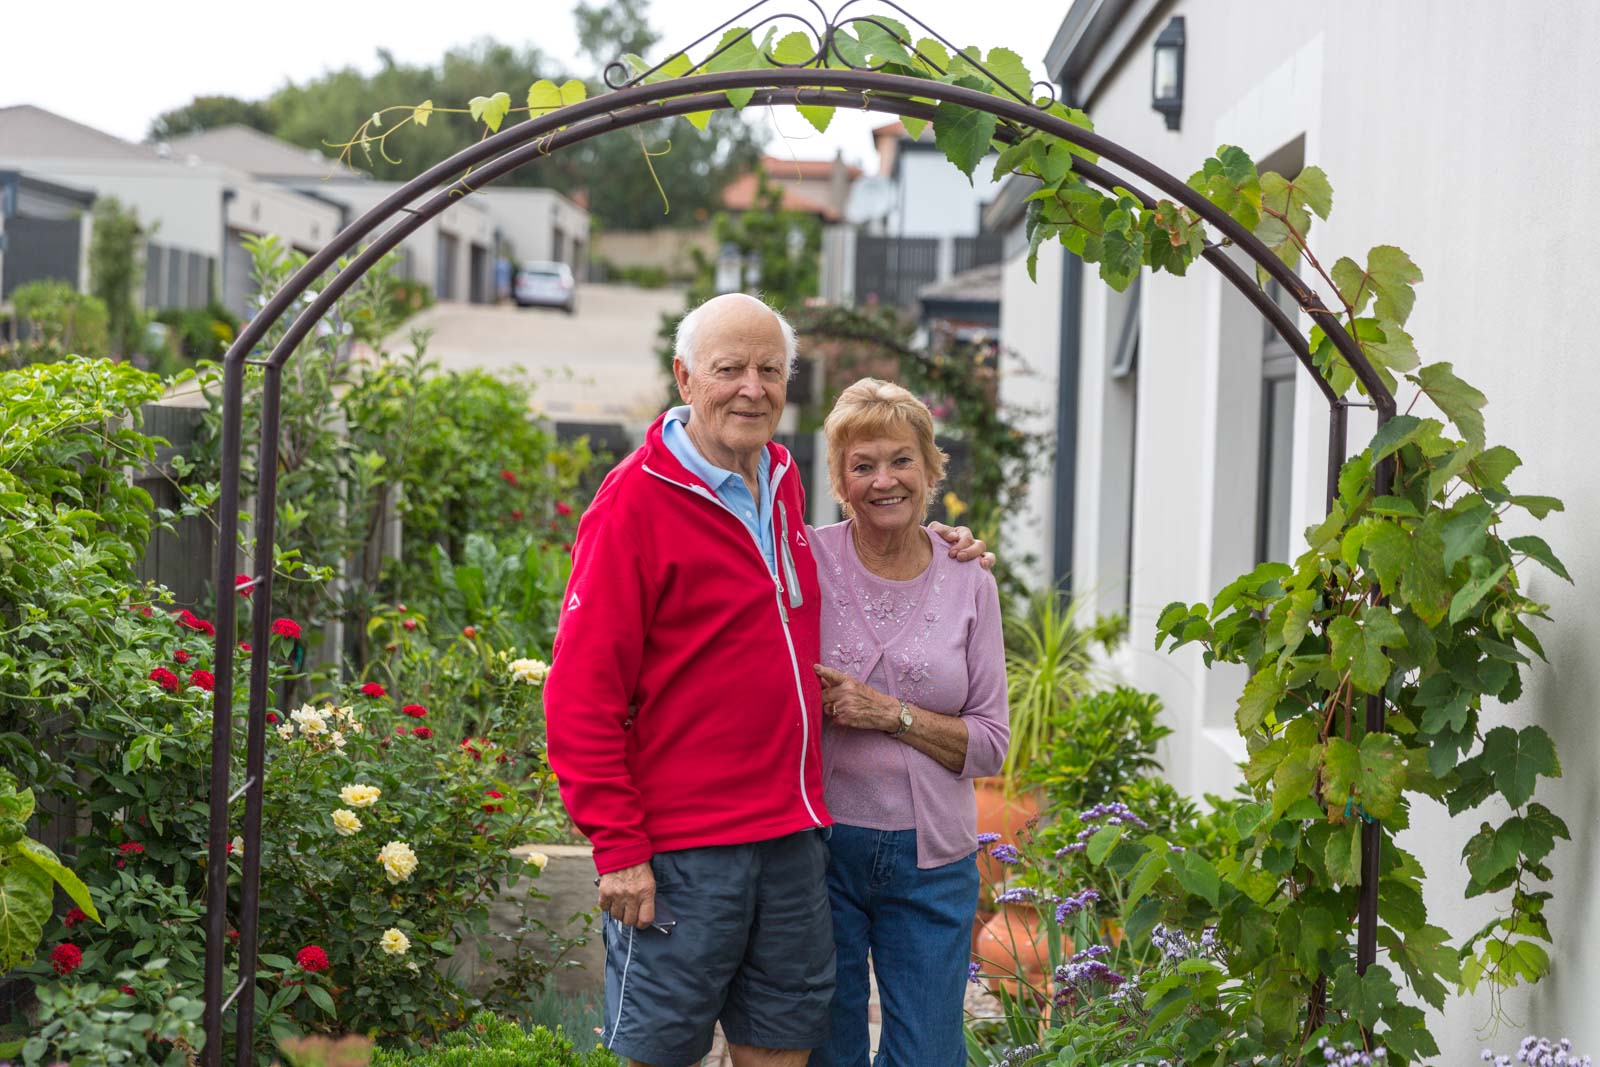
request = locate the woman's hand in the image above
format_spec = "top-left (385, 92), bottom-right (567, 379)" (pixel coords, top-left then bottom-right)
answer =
top-left (814, 664), bottom-right (899, 732)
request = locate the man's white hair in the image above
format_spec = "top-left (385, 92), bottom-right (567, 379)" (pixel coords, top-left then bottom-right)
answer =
top-left (673, 293), bottom-right (798, 376)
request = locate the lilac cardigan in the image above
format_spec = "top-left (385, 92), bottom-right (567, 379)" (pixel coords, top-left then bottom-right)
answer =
top-left (811, 521), bottom-right (1010, 868)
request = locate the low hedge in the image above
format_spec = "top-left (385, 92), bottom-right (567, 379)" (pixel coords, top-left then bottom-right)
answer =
top-left (369, 1012), bottom-right (618, 1066)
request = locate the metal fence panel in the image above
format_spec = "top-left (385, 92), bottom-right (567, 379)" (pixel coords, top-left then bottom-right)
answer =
top-left (853, 235), bottom-right (939, 309)
top-left (2, 216), bottom-right (81, 300)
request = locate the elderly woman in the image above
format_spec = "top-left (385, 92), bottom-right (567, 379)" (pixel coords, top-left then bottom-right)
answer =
top-left (807, 378), bottom-right (1009, 1067)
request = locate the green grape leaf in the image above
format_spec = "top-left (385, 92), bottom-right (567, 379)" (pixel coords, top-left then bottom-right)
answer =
top-left (1448, 561), bottom-right (1508, 624)
top-left (1322, 737), bottom-right (1361, 813)
top-left (1332, 963), bottom-right (1399, 1027)
top-left (1462, 819), bottom-right (1523, 886)
top-left (1413, 362), bottom-right (1487, 449)
top-left (1332, 245), bottom-right (1423, 325)
top-left (1362, 521), bottom-right (1411, 595)
top-left (1439, 498), bottom-right (1494, 570)
top-left (798, 103), bottom-right (835, 134)
top-left (467, 91), bottom-right (512, 133)
top-left (981, 47), bottom-right (1034, 102)
top-left (701, 30), bottom-right (762, 109)
top-left (991, 138), bottom-right (1034, 181)
top-left (1368, 414), bottom-right (1423, 461)
top-left (526, 79), bottom-right (587, 121)
top-left (911, 37), bottom-right (950, 75)
top-left (771, 31), bottom-right (816, 66)
top-left (854, 16), bottom-right (915, 67)
top-left (933, 82), bottom-right (999, 182)
top-left (1518, 803), bottom-right (1570, 864)
top-left (1356, 732), bottom-right (1407, 819)
top-left (1481, 725), bottom-right (1559, 808)
top-left (1186, 145), bottom-right (1261, 230)
top-left (1166, 849), bottom-right (1221, 907)
top-left (411, 100), bottom-right (433, 128)
top-left (1325, 822), bottom-right (1363, 885)
top-left (1509, 535), bottom-right (1570, 582)
top-left (1506, 494), bottom-right (1564, 519)
top-left (1235, 668), bottom-right (1285, 734)
top-left (1378, 924), bottom-right (1459, 1009)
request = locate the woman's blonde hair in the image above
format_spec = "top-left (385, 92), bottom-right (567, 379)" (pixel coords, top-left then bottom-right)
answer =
top-left (823, 377), bottom-right (947, 518)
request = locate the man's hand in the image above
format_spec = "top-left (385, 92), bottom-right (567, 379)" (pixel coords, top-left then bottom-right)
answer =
top-left (814, 664), bottom-right (898, 732)
top-left (598, 861), bottom-right (656, 928)
top-left (927, 521), bottom-right (996, 569)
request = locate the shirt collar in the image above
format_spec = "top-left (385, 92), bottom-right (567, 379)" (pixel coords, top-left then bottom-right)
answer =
top-left (663, 405), bottom-right (768, 492)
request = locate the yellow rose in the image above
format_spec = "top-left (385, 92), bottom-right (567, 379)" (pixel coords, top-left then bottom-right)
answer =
top-left (377, 840), bottom-right (418, 884)
top-left (508, 657), bottom-right (549, 686)
top-left (523, 850), bottom-right (550, 871)
top-left (339, 784), bottom-right (381, 808)
top-left (379, 927), bottom-right (410, 956)
top-left (331, 809), bottom-right (362, 836)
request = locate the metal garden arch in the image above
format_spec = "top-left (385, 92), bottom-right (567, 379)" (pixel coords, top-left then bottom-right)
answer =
top-left (200, 5), bottom-right (1398, 1060)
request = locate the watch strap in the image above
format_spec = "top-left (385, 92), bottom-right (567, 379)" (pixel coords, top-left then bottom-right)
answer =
top-left (892, 699), bottom-right (912, 737)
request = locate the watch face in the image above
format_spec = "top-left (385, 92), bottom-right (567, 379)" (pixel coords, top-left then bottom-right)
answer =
top-left (900, 708), bottom-right (914, 726)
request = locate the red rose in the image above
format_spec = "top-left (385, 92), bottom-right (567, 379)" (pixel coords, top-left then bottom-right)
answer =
top-left (63, 907), bottom-right (87, 929)
top-left (118, 841), bottom-right (145, 857)
top-left (499, 469), bottom-right (518, 485)
top-left (266, 712), bottom-right (278, 723)
top-left (270, 618), bottom-right (301, 640)
top-left (360, 682), bottom-right (386, 698)
top-left (174, 649), bottom-right (191, 664)
top-left (239, 642), bottom-right (252, 654)
top-left (482, 789), bottom-right (505, 813)
top-left (50, 943), bottom-right (82, 976)
top-left (296, 945), bottom-right (330, 973)
top-left (401, 619), bottom-right (417, 631)
top-left (189, 669), bottom-right (216, 692)
top-left (412, 726), bottom-right (434, 739)
top-left (175, 609), bottom-right (216, 637)
top-left (119, 984), bottom-right (136, 995)
top-left (555, 501), bottom-right (573, 516)
top-left (149, 667), bottom-right (179, 692)
top-left (235, 573), bottom-right (254, 597)
top-left (130, 603), bottom-right (154, 618)
top-left (510, 509), bottom-right (524, 521)
top-left (462, 626), bottom-right (477, 639)
top-left (227, 928), bottom-right (240, 944)
top-left (460, 738), bottom-right (483, 761)
top-left (401, 703), bottom-right (427, 718)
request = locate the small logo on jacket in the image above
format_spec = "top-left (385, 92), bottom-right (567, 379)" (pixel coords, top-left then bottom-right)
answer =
top-left (794, 528), bottom-right (808, 548)
top-left (566, 592), bottom-right (581, 611)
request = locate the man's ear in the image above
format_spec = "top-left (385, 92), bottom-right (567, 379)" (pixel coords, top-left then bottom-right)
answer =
top-left (673, 358), bottom-right (693, 404)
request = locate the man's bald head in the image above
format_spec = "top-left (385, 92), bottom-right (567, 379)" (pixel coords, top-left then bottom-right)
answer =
top-left (673, 293), bottom-right (798, 376)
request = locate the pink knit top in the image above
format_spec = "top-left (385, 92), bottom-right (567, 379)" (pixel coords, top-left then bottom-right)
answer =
top-left (811, 521), bottom-right (1010, 868)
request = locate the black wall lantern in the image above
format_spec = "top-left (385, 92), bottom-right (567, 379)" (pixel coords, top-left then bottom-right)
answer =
top-left (1151, 15), bottom-right (1185, 131)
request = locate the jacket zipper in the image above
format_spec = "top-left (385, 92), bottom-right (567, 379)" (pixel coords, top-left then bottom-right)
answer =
top-left (641, 462), bottom-right (823, 828)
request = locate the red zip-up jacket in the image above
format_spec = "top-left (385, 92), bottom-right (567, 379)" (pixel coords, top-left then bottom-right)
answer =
top-left (544, 414), bottom-right (829, 875)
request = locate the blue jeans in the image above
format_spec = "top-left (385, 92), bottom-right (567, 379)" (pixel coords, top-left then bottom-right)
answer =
top-left (811, 825), bottom-right (979, 1067)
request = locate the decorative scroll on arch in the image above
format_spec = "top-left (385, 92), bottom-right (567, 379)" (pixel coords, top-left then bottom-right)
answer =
top-left (200, 6), bottom-right (1426, 1062)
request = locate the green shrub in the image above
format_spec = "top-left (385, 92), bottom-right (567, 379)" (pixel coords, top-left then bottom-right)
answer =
top-left (369, 1010), bottom-right (617, 1066)
top-left (1, 280), bottom-right (109, 367)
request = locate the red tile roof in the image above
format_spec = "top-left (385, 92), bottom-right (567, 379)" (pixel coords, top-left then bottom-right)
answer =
top-left (720, 172), bottom-right (840, 221)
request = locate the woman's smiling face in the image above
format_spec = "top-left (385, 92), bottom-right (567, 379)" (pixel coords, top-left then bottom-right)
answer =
top-left (841, 426), bottom-right (928, 534)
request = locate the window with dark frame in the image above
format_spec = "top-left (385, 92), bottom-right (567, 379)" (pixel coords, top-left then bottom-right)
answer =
top-left (1256, 279), bottom-right (1299, 564)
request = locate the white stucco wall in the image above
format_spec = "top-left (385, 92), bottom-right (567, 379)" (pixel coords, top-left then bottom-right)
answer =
top-left (473, 187), bottom-right (590, 269)
top-left (998, 239), bottom-right (1064, 591)
top-left (1014, 0), bottom-right (1600, 1055)
top-left (891, 147), bottom-right (1002, 238)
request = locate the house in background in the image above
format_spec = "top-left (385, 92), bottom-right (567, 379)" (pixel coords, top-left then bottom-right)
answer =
top-left (989, 1), bottom-right (1600, 1056)
top-left (0, 105), bottom-right (341, 317)
top-left (0, 170), bottom-right (95, 303)
top-left (821, 121), bottom-right (1005, 308)
top-left (166, 126), bottom-right (590, 308)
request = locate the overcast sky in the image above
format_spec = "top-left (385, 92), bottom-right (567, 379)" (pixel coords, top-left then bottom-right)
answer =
top-left (4, 0), bottom-right (1066, 170)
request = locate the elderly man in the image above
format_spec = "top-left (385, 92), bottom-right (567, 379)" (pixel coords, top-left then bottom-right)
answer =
top-left (545, 293), bottom-right (984, 1067)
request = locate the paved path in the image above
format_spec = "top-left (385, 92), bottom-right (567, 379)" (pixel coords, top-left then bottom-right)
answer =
top-left (384, 283), bottom-right (684, 427)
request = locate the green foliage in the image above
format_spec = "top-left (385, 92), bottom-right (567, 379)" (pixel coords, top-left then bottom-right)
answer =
top-left (369, 1010), bottom-right (618, 1065)
top-left (1023, 686), bottom-right (1169, 815)
top-left (1001, 592), bottom-right (1124, 786)
top-left (0, 773), bottom-right (99, 971)
top-left (1, 280), bottom-right (109, 368)
top-left (87, 196), bottom-right (148, 359)
top-left (148, 93), bottom-right (274, 140)
top-left (15, 958), bottom-right (205, 1066)
top-left (150, 301), bottom-right (240, 371)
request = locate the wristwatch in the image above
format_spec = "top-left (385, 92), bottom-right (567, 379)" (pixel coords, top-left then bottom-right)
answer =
top-left (892, 700), bottom-right (913, 738)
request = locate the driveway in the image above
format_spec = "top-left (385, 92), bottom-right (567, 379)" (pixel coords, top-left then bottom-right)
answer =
top-left (386, 283), bottom-right (685, 428)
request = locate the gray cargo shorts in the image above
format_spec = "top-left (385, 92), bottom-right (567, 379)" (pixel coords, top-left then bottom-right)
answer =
top-left (598, 828), bottom-right (835, 1066)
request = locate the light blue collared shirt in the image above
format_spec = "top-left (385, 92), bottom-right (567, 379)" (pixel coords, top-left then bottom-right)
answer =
top-left (662, 406), bottom-right (776, 573)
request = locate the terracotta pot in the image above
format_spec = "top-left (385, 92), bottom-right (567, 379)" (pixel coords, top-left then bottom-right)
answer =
top-left (974, 777), bottom-right (1040, 885)
top-left (971, 904), bottom-right (1070, 997)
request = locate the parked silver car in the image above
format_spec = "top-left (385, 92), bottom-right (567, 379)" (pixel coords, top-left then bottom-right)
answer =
top-left (513, 261), bottom-right (577, 313)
